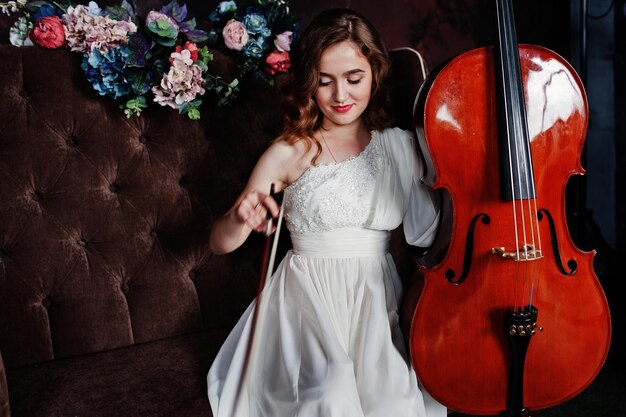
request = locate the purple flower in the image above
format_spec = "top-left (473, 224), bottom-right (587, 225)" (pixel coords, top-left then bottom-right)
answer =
top-left (274, 31), bottom-right (292, 52)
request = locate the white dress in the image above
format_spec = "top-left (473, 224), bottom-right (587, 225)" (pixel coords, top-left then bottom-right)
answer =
top-left (207, 127), bottom-right (445, 417)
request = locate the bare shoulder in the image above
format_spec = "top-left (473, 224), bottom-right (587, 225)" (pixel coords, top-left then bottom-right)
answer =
top-left (263, 139), bottom-right (302, 162)
top-left (263, 138), bottom-right (315, 187)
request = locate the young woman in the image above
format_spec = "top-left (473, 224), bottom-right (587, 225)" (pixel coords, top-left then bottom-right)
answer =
top-left (207, 8), bottom-right (444, 417)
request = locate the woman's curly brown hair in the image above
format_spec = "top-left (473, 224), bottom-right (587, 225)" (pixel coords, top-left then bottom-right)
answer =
top-left (277, 8), bottom-right (393, 164)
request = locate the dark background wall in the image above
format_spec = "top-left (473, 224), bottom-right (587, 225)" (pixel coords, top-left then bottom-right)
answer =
top-left (1, 0), bottom-right (622, 288)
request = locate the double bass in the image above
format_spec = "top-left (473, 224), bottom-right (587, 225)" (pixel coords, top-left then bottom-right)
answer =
top-left (410, 0), bottom-right (611, 415)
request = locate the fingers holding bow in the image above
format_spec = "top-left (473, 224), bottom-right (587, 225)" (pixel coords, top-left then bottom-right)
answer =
top-left (234, 190), bottom-right (281, 234)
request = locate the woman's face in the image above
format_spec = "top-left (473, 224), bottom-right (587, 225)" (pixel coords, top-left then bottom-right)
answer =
top-left (314, 40), bottom-right (373, 130)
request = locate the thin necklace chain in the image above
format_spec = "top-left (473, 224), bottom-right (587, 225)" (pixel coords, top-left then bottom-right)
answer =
top-left (320, 130), bottom-right (338, 163)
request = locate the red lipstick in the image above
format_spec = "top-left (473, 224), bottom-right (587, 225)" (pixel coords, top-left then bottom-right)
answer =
top-left (332, 104), bottom-right (353, 113)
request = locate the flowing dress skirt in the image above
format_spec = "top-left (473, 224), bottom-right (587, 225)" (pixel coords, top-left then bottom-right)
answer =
top-left (207, 229), bottom-right (446, 417)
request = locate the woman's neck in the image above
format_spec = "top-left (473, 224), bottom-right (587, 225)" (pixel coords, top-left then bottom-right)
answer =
top-left (320, 121), bottom-right (369, 143)
top-left (317, 120), bottom-right (372, 164)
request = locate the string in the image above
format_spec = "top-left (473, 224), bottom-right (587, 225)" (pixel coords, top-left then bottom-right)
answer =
top-left (530, 198), bottom-right (543, 309)
top-left (506, 0), bottom-right (532, 313)
top-left (504, 1), bottom-right (543, 310)
top-left (508, 0), bottom-right (539, 308)
top-left (499, 0), bottom-right (544, 313)
top-left (504, 0), bottom-right (543, 310)
top-left (496, 0), bottom-right (523, 312)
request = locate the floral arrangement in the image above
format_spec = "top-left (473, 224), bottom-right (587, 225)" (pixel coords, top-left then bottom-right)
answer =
top-left (207, 0), bottom-right (298, 84)
top-left (2, 0), bottom-right (299, 119)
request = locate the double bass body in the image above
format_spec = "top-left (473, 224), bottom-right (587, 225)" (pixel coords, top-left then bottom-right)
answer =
top-left (410, 3), bottom-right (612, 414)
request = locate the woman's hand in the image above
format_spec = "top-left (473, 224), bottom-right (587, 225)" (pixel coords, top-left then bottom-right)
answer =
top-left (232, 190), bottom-right (281, 234)
top-left (210, 139), bottom-right (298, 255)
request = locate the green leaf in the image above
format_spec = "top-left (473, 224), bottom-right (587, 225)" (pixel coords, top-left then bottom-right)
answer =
top-left (120, 96), bottom-right (147, 118)
top-left (187, 106), bottom-right (201, 120)
top-left (195, 60), bottom-right (208, 72)
top-left (147, 20), bottom-right (178, 44)
top-left (198, 47), bottom-right (213, 65)
top-left (157, 19), bottom-right (170, 30)
top-left (106, 0), bottom-right (136, 22)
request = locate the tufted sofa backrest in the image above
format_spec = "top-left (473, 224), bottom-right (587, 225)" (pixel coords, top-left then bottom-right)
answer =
top-left (0, 45), bottom-right (427, 370)
top-left (0, 46), bottom-right (283, 368)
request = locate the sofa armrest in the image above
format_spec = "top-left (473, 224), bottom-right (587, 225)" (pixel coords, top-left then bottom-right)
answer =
top-left (0, 352), bottom-right (9, 417)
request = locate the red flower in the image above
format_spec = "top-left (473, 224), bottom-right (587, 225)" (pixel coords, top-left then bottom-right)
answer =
top-left (170, 41), bottom-right (199, 64)
top-left (183, 41), bottom-right (199, 62)
top-left (265, 50), bottom-right (290, 75)
top-left (29, 16), bottom-right (65, 49)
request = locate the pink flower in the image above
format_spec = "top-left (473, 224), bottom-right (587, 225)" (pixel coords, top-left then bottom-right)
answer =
top-left (265, 50), bottom-right (290, 75)
top-left (62, 5), bottom-right (137, 53)
top-left (29, 16), bottom-right (65, 49)
top-left (273, 31), bottom-right (292, 52)
top-left (145, 10), bottom-right (179, 30)
top-left (153, 49), bottom-right (206, 109)
top-left (222, 19), bottom-right (248, 51)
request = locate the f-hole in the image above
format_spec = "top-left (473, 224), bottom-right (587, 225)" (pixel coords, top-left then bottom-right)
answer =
top-left (445, 213), bottom-right (491, 284)
top-left (538, 209), bottom-right (577, 276)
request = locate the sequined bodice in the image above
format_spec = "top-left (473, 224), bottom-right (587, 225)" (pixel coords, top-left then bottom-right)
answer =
top-left (283, 131), bottom-right (382, 235)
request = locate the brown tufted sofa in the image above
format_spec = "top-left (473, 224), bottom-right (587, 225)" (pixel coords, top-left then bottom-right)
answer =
top-left (0, 45), bottom-right (427, 416)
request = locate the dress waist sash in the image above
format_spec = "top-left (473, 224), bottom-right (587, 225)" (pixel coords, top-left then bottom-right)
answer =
top-left (290, 228), bottom-right (390, 258)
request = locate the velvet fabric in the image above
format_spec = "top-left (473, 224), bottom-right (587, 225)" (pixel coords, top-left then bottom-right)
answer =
top-left (0, 352), bottom-right (8, 417)
top-left (6, 330), bottom-right (230, 417)
top-left (0, 45), bottom-right (427, 416)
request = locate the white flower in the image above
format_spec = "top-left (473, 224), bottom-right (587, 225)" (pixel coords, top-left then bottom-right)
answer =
top-left (9, 16), bottom-right (32, 46)
top-left (1, 0), bottom-right (28, 16)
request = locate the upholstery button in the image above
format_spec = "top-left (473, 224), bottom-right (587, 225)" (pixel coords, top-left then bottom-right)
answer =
top-left (150, 230), bottom-right (158, 238)
top-left (139, 135), bottom-right (147, 144)
top-left (77, 239), bottom-right (86, 247)
top-left (67, 138), bottom-right (77, 147)
top-left (42, 297), bottom-right (52, 309)
top-left (32, 190), bottom-right (44, 202)
top-left (179, 177), bottom-right (189, 188)
top-left (188, 270), bottom-right (197, 280)
top-left (121, 284), bottom-right (130, 293)
top-left (109, 183), bottom-right (119, 193)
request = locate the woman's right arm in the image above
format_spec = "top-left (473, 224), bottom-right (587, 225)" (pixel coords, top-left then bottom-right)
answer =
top-left (209, 140), bottom-right (298, 255)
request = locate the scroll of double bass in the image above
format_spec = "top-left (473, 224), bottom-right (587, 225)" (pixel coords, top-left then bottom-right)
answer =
top-left (410, 0), bottom-right (611, 415)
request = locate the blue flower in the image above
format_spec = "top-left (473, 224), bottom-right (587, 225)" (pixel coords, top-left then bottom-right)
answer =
top-left (259, 27), bottom-right (271, 38)
top-left (82, 47), bottom-right (134, 99)
top-left (87, 1), bottom-right (105, 16)
top-left (242, 13), bottom-right (267, 35)
top-left (32, 5), bottom-right (57, 21)
top-left (242, 37), bottom-right (266, 59)
top-left (218, 1), bottom-right (237, 14)
top-left (209, 0), bottom-right (237, 23)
